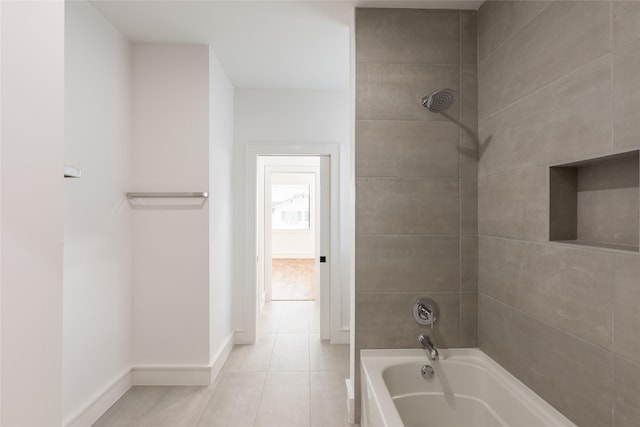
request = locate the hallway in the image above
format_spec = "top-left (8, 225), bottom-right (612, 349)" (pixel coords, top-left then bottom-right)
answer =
top-left (93, 301), bottom-right (350, 426)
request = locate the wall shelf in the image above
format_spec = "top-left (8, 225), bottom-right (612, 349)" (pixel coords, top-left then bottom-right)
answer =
top-left (549, 150), bottom-right (639, 253)
top-left (64, 165), bottom-right (82, 178)
top-left (126, 192), bottom-right (208, 199)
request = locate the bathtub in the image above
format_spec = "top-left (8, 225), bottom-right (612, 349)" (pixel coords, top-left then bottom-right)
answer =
top-left (361, 348), bottom-right (575, 427)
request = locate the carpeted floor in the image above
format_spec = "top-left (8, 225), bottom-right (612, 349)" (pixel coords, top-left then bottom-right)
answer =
top-left (271, 258), bottom-right (315, 300)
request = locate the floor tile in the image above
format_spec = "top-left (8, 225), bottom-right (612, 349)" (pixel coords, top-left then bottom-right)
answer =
top-left (138, 386), bottom-right (212, 427)
top-left (310, 334), bottom-right (350, 374)
top-left (310, 371), bottom-right (349, 427)
top-left (196, 372), bottom-right (266, 427)
top-left (93, 386), bottom-right (167, 426)
top-left (93, 301), bottom-right (350, 427)
top-left (269, 333), bottom-right (310, 372)
top-left (254, 372), bottom-right (310, 427)
top-left (278, 302), bottom-right (310, 333)
top-left (223, 333), bottom-right (276, 372)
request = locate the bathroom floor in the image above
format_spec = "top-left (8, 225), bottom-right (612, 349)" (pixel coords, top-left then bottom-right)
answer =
top-left (93, 301), bottom-right (351, 427)
top-left (272, 258), bottom-right (316, 300)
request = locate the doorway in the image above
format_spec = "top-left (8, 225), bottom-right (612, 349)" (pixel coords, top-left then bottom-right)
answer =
top-left (268, 170), bottom-right (317, 301)
top-left (256, 154), bottom-right (331, 340)
top-left (264, 162), bottom-right (319, 303)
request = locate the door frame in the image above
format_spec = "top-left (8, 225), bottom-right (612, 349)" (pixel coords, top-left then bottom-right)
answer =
top-left (243, 143), bottom-right (340, 344)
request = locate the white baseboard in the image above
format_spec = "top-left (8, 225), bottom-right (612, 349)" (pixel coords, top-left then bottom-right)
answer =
top-left (64, 369), bottom-right (132, 427)
top-left (345, 377), bottom-right (355, 425)
top-left (233, 329), bottom-right (254, 345)
top-left (331, 328), bottom-right (350, 344)
top-left (131, 365), bottom-right (213, 386)
top-left (209, 333), bottom-right (234, 383)
top-left (132, 334), bottom-right (234, 386)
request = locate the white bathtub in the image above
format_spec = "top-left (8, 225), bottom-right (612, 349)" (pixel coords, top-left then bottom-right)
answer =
top-left (361, 348), bottom-right (575, 427)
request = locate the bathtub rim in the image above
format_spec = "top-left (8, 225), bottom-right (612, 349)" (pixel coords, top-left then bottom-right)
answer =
top-left (360, 347), bottom-right (575, 427)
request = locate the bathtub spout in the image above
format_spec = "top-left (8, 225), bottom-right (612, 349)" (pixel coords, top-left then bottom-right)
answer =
top-left (418, 335), bottom-right (439, 361)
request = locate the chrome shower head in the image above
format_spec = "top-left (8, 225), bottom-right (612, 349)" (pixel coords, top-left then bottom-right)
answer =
top-left (421, 88), bottom-right (455, 113)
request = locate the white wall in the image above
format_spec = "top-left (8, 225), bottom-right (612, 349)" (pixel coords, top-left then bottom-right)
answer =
top-left (1, 1), bottom-right (65, 424)
top-left (63, 2), bottom-right (132, 424)
top-left (208, 49), bottom-right (235, 368)
top-left (234, 89), bottom-right (351, 339)
top-left (131, 45), bottom-right (210, 370)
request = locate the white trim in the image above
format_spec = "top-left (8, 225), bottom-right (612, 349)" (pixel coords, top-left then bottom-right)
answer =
top-left (345, 377), bottom-right (355, 425)
top-left (332, 328), bottom-right (351, 345)
top-left (209, 333), bottom-right (234, 383)
top-left (244, 143), bottom-right (342, 344)
top-left (233, 329), bottom-right (253, 345)
top-left (132, 365), bottom-right (212, 386)
top-left (64, 369), bottom-right (132, 427)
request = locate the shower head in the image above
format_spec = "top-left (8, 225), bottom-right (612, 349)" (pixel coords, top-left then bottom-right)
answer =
top-left (421, 88), bottom-right (455, 113)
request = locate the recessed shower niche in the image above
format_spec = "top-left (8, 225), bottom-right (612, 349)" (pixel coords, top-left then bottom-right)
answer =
top-left (549, 150), bottom-right (640, 252)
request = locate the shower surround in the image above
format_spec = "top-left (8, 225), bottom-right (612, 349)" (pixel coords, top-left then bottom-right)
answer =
top-left (477, 1), bottom-right (640, 426)
top-left (355, 2), bottom-right (640, 426)
top-left (354, 7), bottom-right (478, 422)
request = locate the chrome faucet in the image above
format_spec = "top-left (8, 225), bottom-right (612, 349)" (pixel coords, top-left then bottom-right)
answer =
top-left (418, 334), bottom-right (439, 361)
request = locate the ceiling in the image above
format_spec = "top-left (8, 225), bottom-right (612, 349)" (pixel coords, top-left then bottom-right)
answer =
top-left (92, 1), bottom-right (482, 90)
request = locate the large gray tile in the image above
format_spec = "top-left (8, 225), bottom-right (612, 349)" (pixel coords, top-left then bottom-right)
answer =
top-left (460, 179), bottom-right (478, 235)
top-left (460, 11), bottom-right (477, 65)
top-left (478, 1), bottom-right (551, 63)
top-left (460, 66), bottom-right (478, 127)
top-left (356, 63), bottom-right (460, 121)
top-left (254, 372), bottom-right (310, 427)
top-left (355, 235), bottom-right (459, 293)
top-left (479, 1), bottom-right (610, 119)
top-left (479, 236), bottom-right (614, 348)
top-left (355, 120), bottom-right (459, 178)
top-left (268, 333), bottom-right (310, 372)
top-left (310, 371), bottom-right (349, 427)
top-left (356, 177), bottom-right (459, 235)
top-left (355, 292), bottom-right (459, 349)
top-left (478, 295), bottom-right (614, 427)
top-left (613, 1), bottom-right (640, 48)
top-left (138, 386), bottom-right (212, 427)
top-left (614, 253), bottom-right (640, 365)
top-left (459, 66), bottom-right (479, 179)
top-left (460, 235), bottom-right (478, 292)
top-left (93, 386), bottom-right (167, 426)
top-left (310, 334), bottom-right (349, 374)
top-left (459, 121), bottom-right (479, 179)
top-left (223, 333), bottom-right (276, 372)
top-left (195, 372), bottom-right (265, 427)
top-left (355, 8), bottom-right (460, 65)
top-left (479, 55), bottom-right (613, 177)
top-left (477, 167), bottom-right (547, 242)
top-left (614, 357), bottom-right (640, 427)
top-left (614, 37), bottom-right (640, 150)
top-left (460, 292), bottom-right (478, 347)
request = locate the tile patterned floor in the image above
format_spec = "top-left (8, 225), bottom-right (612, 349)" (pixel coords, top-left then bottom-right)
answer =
top-left (93, 301), bottom-right (351, 427)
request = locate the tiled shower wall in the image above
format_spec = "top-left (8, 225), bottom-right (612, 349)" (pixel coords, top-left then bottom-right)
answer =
top-left (477, 2), bottom-right (640, 426)
top-left (354, 8), bottom-right (478, 420)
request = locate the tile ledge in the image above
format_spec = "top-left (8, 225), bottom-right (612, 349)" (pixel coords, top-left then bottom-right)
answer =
top-left (550, 240), bottom-right (639, 255)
